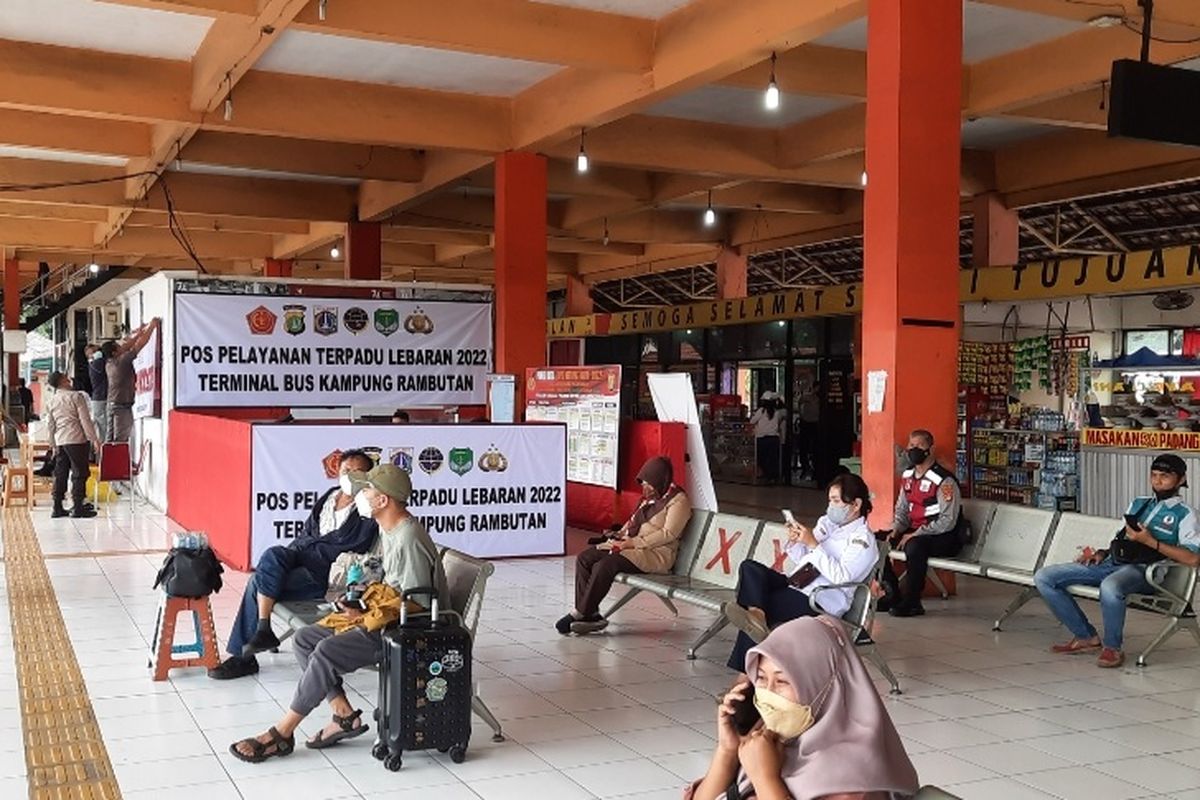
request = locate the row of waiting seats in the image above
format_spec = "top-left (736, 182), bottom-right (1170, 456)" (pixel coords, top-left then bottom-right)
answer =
top-left (890, 499), bottom-right (1200, 665)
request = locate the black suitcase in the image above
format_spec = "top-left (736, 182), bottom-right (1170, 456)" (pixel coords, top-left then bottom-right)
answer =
top-left (372, 587), bottom-right (472, 772)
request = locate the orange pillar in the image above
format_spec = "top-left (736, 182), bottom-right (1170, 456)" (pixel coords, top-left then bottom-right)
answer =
top-left (564, 275), bottom-right (593, 316)
top-left (4, 258), bottom-right (19, 389)
top-left (264, 258), bottom-right (293, 278)
top-left (861, 0), bottom-right (962, 526)
top-left (972, 193), bottom-right (1019, 268)
top-left (715, 246), bottom-right (748, 299)
top-left (494, 152), bottom-right (547, 415)
top-left (345, 222), bottom-right (381, 281)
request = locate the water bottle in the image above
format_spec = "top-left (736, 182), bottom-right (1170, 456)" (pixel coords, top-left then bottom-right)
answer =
top-left (345, 561), bottom-right (364, 601)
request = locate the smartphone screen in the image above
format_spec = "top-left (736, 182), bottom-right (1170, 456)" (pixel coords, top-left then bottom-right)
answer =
top-left (1123, 514), bottom-right (1142, 530)
top-left (338, 598), bottom-right (368, 612)
top-left (730, 685), bottom-right (761, 735)
top-left (781, 509), bottom-right (796, 525)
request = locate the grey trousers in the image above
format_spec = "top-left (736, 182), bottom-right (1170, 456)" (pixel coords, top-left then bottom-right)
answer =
top-left (89, 400), bottom-right (108, 444)
top-left (107, 404), bottom-right (133, 443)
top-left (290, 624), bottom-right (383, 717)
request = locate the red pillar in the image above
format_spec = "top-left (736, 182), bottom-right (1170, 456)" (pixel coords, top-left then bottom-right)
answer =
top-left (715, 246), bottom-right (748, 299)
top-left (861, 0), bottom-right (963, 526)
top-left (564, 275), bottom-right (593, 316)
top-left (4, 258), bottom-right (19, 389)
top-left (494, 152), bottom-right (547, 414)
top-left (972, 192), bottom-right (1019, 268)
top-left (264, 258), bottom-right (293, 278)
top-left (345, 222), bottom-right (381, 281)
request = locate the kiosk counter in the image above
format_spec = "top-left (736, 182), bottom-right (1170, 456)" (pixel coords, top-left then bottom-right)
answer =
top-left (1079, 427), bottom-right (1200, 518)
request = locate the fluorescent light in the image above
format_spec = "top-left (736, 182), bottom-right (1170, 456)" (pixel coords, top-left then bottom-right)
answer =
top-left (764, 52), bottom-right (780, 111)
top-left (860, 170), bottom-right (868, 187)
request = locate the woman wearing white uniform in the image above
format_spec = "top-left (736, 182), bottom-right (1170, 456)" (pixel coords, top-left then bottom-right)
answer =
top-left (750, 391), bottom-right (786, 484)
top-left (724, 473), bottom-right (878, 671)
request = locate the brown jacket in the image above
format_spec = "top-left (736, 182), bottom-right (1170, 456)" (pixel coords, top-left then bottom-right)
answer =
top-left (614, 491), bottom-right (692, 573)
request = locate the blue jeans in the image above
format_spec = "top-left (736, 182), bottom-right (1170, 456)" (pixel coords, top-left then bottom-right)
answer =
top-left (727, 561), bottom-right (815, 671)
top-left (1033, 557), bottom-right (1154, 650)
top-left (227, 546), bottom-right (329, 656)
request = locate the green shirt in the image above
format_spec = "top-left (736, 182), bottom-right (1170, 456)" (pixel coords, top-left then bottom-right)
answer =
top-left (380, 516), bottom-right (447, 609)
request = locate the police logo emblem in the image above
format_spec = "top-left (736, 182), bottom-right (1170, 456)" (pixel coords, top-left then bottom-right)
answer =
top-left (343, 307), bottom-right (368, 334)
top-left (246, 305), bottom-right (277, 335)
top-left (404, 307), bottom-right (434, 335)
top-left (449, 448), bottom-right (473, 476)
top-left (388, 447), bottom-right (414, 473)
top-left (314, 306), bottom-right (338, 336)
top-left (478, 445), bottom-right (509, 473)
top-left (282, 304), bottom-right (306, 335)
top-left (374, 308), bottom-right (400, 336)
top-left (418, 447), bottom-right (444, 474)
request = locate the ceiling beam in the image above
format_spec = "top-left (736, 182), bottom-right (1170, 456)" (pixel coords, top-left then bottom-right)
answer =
top-left (273, 221), bottom-right (346, 259)
top-left (0, 201), bottom-right (110, 224)
top-left (719, 45), bottom-right (866, 99)
top-left (182, 131), bottom-right (425, 182)
top-left (0, 108), bottom-right (149, 160)
top-left (972, 0), bottom-right (1200, 31)
top-left (359, 154), bottom-right (493, 221)
top-left (1000, 86), bottom-right (1107, 130)
top-left (382, 227), bottom-right (492, 248)
top-left (124, 209), bottom-right (310, 235)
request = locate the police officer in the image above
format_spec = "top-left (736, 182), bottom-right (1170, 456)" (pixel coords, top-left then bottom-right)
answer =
top-left (878, 429), bottom-right (963, 617)
top-left (1035, 453), bottom-right (1199, 669)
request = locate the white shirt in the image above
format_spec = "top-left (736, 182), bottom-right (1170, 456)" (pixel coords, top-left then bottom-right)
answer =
top-left (751, 408), bottom-right (785, 439)
top-left (784, 515), bottom-right (877, 618)
top-left (318, 492), bottom-right (353, 536)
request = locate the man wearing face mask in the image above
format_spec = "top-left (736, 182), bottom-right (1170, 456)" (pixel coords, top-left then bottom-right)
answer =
top-left (209, 449), bottom-right (378, 680)
top-left (1035, 454), bottom-right (1199, 668)
top-left (877, 429), bottom-right (964, 618)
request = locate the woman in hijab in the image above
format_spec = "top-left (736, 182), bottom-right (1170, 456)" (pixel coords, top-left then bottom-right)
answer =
top-left (688, 616), bottom-right (919, 800)
top-left (558, 456), bottom-right (691, 635)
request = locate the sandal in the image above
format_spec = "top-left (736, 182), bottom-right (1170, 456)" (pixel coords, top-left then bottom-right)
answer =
top-left (229, 726), bottom-right (295, 763)
top-left (306, 709), bottom-right (369, 749)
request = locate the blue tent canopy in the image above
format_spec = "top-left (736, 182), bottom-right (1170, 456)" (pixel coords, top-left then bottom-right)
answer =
top-left (1095, 346), bottom-right (1200, 369)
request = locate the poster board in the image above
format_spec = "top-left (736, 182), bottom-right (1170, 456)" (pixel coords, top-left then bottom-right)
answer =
top-left (174, 292), bottom-right (491, 408)
top-left (133, 325), bottom-right (160, 419)
top-left (525, 366), bottom-right (621, 488)
top-left (647, 372), bottom-right (719, 512)
top-left (250, 423), bottom-right (565, 563)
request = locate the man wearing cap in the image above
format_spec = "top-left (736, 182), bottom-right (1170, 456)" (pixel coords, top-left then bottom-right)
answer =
top-left (230, 463), bottom-right (447, 763)
top-left (209, 448), bottom-right (378, 681)
top-left (1035, 453), bottom-right (1199, 668)
top-left (44, 372), bottom-right (101, 518)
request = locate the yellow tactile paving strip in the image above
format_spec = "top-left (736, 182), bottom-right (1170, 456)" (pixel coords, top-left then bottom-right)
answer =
top-left (3, 508), bottom-right (123, 800)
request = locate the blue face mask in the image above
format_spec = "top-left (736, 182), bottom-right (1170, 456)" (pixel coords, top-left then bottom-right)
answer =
top-left (826, 503), bottom-right (855, 526)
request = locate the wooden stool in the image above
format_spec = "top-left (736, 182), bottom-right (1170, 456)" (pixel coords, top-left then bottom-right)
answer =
top-left (148, 594), bottom-right (220, 681)
top-left (2, 465), bottom-right (34, 506)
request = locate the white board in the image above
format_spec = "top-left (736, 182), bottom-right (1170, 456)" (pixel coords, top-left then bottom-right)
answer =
top-left (647, 372), bottom-right (719, 512)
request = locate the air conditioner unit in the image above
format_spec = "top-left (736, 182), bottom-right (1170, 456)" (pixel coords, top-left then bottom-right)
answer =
top-left (89, 305), bottom-right (123, 341)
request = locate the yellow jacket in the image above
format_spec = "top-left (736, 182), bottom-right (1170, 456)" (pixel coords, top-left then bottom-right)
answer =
top-left (316, 582), bottom-right (423, 634)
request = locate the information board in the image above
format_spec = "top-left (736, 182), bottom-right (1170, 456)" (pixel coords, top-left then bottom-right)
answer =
top-left (525, 366), bottom-right (621, 488)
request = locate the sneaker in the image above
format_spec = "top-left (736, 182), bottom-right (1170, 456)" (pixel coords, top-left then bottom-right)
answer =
top-left (208, 655), bottom-right (259, 680)
top-left (724, 603), bottom-right (771, 642)
top-left (51, 507), bottom-right (69, 518)
top-left (242, 629), bottom-right (282, 656)
top-left (70, 507), bottom-right (98, 519)
top-left (1097, 647), bottom-right (1125, 668)
top-left (889, 603), bottom-right (925, 618)
top-left (570, 614), bottom-right (608, 635)
top-left (555, 614), bottom-right (576, 635)
top-left (1051, 637), bottom-right (1102, 655)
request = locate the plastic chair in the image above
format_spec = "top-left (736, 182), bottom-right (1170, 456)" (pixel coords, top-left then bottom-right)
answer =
top-left (439, 547), bottom-right (504, 742)
top-left (96, 441), bottom-right (133, 512)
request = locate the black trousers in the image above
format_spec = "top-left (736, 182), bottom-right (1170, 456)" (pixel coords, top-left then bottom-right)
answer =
top-left (881, 530), bottom-right (961, 607)
top-left (575, 547), bottom-right (641, 617)
top-left (53, 443), bottom-right (90, 510)
top-left (756, 435), bottom-right (781, 482)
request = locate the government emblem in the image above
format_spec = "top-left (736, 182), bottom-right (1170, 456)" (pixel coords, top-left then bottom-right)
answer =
top-left (246, 305), bottom-right (277, 335)
top-left (374, 308), bottom-right (400, 336)
top-left (283, 304), bottom-right (306, 336)
top-left (404, 307), bottom-right (434, 335)
top-left (477, 445), bottom-right (509, 473)
top-left (321, 449), bottom-right (343, 479)
top-left (314, 306), bottom-right (338, 336)
top-left (448, 448), bottom-right (474, 476)
top-left (343, 307), bottom-right (369, 334)
top-left (389, 447), bottom-right (414, 473)
top-left (418, 447), bottom-right (444, 475)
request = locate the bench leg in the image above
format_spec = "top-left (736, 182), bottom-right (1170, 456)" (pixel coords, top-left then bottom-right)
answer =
top-left (927, 570), bottom-right (949, 600)
top-left (993, 586), bottom-right (1038, 632)
top-left (1137, 615), bottom-right (1187, 667)
top-left (472, 693), bottom-right (505, 742)
top-left (861, 644), bottom-right (902, 695)
top-left (658, 596), bottom-right (678, 616)
top-left (686, 615), bottom-right (729, 661)
top-left (603, 587), bottom-right (642, 620)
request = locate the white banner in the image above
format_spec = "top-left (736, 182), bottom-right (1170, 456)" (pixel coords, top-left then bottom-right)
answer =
top-left (175, 293), bottom-right (492, 407)
top-left (250, 423), bottom-right (565, 563)
top-left (133, 327), bottom-right (160, 419)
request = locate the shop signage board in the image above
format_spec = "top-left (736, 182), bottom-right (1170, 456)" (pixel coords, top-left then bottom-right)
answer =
top-left (525, 366), bottom-right (621, 488)
top-left (250, 424), bottom-right (566, 563)
top-left (132, 325), bottom-right (160, 419)
top-left (1082, 427), bottom-right (1200, 452)
top-left (174, 292), bottom-right (491, 407)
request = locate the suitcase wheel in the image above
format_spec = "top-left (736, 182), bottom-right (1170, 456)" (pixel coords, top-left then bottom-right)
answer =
top-left (371, 742), bottom-right (389, 762)
top-left (449, 744), bottom-right (467, 764)
top-left (384, 753), bottom-right (403, 772)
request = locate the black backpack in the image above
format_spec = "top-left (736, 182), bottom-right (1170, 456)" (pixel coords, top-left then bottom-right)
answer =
top-left (154, 546), bottom-right (224, 598)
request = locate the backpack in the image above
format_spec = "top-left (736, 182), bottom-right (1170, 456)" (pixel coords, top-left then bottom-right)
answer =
top-left (153, 546), bottom-right (224, 598)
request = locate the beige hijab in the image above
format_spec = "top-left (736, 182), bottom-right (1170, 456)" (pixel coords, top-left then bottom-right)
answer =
top-left (739, 616), bottom-right (919, 800)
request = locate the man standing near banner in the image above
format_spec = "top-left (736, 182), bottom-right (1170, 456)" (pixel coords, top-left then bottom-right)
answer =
top-left (103, 319), bottom-right (159, 443)
top-left (86, 343), bottom-right (108, 445)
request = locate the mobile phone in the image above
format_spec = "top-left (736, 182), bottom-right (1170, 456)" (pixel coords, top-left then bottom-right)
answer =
top-left (338, 598), bottom-right (368, 612)
top-left (730, 685), bottom-right (761, 735)
top-left (781, 509), bottom-right (797, 526)
top-left (1123, 514), bottom-right (1142, 531)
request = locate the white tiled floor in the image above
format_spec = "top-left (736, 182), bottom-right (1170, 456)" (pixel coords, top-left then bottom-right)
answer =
top-left (9, 504), bottom-right (1200, 799)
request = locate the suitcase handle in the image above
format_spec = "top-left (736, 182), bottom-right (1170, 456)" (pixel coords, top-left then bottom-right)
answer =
top-left (399, 587), bottom-right (439, 626)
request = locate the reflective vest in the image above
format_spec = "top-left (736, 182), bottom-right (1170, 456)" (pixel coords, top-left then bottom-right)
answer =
top-left (901, 463), bottom-right (954, 529)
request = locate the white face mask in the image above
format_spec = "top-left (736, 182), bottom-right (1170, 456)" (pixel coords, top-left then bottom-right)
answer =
top-left (826, 503), bottom-right (855, 526)
top-left (339, 474), bottom-right (354, 495)
top-left (354, 492), bottom-right (376, 518)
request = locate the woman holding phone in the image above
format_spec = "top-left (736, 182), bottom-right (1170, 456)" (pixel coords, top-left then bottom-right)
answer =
top-left (723, 473), bottom-right (878, 672)
top-left (687, 616), bottom-right (919, 800)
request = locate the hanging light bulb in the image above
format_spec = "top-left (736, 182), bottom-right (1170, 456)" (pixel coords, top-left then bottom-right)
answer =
top-left (223, 93), bottom-right (234, 122)
top-left (602, 218), bottom-right (610, 246)
top-left (703, 191), bottom-right (716, 227)
top-left (860, 170), bottom-right (868, 187)
top-left (576, 128), bottom-right (589, 174)
top-left (330, 244), bottom-right (341, 259)
top-left (318, 0), bottom-right (328, 21)
top-left (764, 51), bottom-right (780, 111)
top-left (88, 262), bottom-right (100, 274)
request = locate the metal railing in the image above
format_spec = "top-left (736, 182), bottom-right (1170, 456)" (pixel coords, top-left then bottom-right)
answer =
top-left (19, 262), bottom-right (99, 318)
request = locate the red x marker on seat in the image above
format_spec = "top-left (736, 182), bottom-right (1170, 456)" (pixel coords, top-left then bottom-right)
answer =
top-left (704, 528), bottom-right (743, 574)
top-left (771, 540), bottom-right (788, 572)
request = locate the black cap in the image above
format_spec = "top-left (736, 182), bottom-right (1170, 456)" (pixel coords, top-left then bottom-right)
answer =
top-left (1152, 453), bottom-right (1188, 487)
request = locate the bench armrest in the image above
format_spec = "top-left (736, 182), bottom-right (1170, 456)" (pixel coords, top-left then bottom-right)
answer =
top-left (1144, 561), bottom-right (1197, 607)
top-left (808, 580), bottom-right (872, 617)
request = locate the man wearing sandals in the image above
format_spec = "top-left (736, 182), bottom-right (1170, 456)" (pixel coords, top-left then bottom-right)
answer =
top-left (1035, 454), bottom-right (1199, 669)
top-left (230, 464), bottom-right (447, 763)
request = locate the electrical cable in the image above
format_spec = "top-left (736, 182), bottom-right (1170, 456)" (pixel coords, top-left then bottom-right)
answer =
top-left (0, 170), bottom-right (161, 193)
top-left (159, 176), bottom-right (209, 274)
